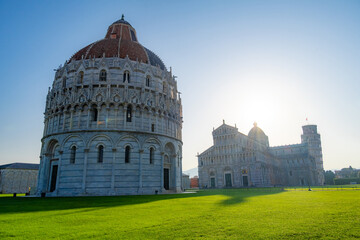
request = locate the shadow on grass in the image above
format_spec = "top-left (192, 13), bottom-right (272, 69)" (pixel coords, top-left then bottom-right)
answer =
top-left (218, 188), bottom-right (283, 205)
top-left (0, 188), bottom-right (283, 215)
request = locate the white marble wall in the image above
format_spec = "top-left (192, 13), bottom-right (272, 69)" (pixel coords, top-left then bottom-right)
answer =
top-left (37, 57), bottom-right (183, 196)
top-left (0, 169), bottom-right (38, 194)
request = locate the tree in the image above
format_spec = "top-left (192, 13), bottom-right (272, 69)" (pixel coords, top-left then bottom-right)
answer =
top-left (324, 170), bottom-right (335, 185)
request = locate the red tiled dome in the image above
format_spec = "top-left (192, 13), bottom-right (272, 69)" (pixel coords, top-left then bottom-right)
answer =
top-left (70, 16), bottom-right (166, 70)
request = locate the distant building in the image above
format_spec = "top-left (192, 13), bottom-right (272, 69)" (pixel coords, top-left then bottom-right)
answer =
top-left (198, 122), bottom-right (324, 188)
top-left (190, 176), bottom-right (199, 188)
top-left (183, 167), bottom-right (198, 178)
top-left (335, 166), bottom-right (360, 179)
top-left (182, 173), bottom-right (190, 190)
top-left (0, 163), bottom-right (39, 194)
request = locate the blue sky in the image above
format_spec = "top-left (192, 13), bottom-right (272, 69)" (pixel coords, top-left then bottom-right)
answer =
top-left (0, 0), bottom-right (359, 170)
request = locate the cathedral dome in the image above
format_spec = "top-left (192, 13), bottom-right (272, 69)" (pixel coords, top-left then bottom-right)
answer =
top-left (69, 15), bottom-right (166, 70)
top-left (248, 122), bottom-right (269, 146)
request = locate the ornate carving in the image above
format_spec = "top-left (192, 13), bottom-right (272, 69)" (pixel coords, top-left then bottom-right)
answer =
top-left (44, 57), bottom-right (182, 140)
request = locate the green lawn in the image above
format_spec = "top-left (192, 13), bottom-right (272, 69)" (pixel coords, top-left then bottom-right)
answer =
top-left (0, 189), bottom-right (359, 239)
top-left (0, 194), bottom-right (25, 197)
top-left (285, 184), bottom-right (360, 191)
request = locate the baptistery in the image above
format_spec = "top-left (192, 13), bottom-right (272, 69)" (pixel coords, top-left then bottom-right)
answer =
top-left (36, 16), bottom-right (183, 196)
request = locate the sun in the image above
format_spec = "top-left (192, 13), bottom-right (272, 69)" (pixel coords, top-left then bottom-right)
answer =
top-left (234, 83), bottom-right (284, 128)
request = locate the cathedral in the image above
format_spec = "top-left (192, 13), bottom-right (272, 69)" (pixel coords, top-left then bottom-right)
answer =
top-left (198, 121), bottom-right (324, 188)
top-left (36, 16), bottom-right (183, 196)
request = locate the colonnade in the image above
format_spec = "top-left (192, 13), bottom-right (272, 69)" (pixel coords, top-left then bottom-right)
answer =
top-left (37, 139), bottom-right (182, 196)
top-left (44, 105), bottom-right (182, 140)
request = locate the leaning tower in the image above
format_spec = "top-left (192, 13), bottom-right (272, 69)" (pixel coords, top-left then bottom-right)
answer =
top-left (36, 16), bottom-right (183, 196)
top-left (301, 125), bottom-right (324, 185)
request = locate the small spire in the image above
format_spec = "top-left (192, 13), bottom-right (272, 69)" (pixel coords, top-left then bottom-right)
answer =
top-left (121, 14), bottom-right (124, 20)
top-left (223, 119), bottom-right (225, 124)
top-left (253, 122), bottom-right (257, 127)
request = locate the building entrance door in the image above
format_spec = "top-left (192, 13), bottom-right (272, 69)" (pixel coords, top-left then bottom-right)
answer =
top-left (49, 165), bottom-right (58, 192)
top-left (210, 178), bottom-right (215, 188)
top-left (300, 178), bottom-right (305, 186)
top-left (225, 173), bottom-right (232, 187)
top-left (164, 168), bottom-right (169, 190)
top-left (243, 176), bottom-right (248, 187)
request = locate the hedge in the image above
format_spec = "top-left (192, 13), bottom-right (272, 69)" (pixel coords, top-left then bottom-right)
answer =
top-left (333, 178), bottom-right (360, 185)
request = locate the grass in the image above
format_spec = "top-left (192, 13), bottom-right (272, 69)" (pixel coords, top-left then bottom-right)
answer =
top-left (0, 194), bottom-right (25, 197)
top-left (285, 184), bottom-right (360, 191)
top-left (0, 188), bottom-right (359, 239)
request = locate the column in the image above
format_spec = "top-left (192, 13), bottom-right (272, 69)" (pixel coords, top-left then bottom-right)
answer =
top-left (87, 108), bottom-right (90, 128)
top-left (155, 112), bottom-right (158, 133)
top-left (69, 109), bottom-right (74, 130)
top-left (111, 148), bottom-right (116, 193)
top-left (140, 109), bottom-right (144, 131)
top-left (96, 107), bottom-right (100, 129)
top-left (41, 153), bottom-right (52, 193)
top-left (57, 113), bottom-right (61, 132)
top-left (180, 155), bottom-right (183, 191)
top-left (123, 107), bottom-right (127, 129)
top-left (82, 148), bottom-right (89, 194)
top-left (47, 117), bottom-right (52, 134)
top-left (132, 107), bottom-right (136, 130)
top-left (36, 155), bottom-right (46, 195)
top-left (149, 112), bottom-right (153, 131)
top-left (77, 110), bottom-right (81, 129)
top-left (48, 116), bottom-right (52, 134)
top-left (43, 118), bottom-right (48, 136)
top-left (55, 150), bottom-right (63, 195)
top-left (114, 108), bottom-right (118, 128)
top-left (138, 149), bottom-right (143, 194)
top-left (106, 107), bottom-right (110, 128)
top-left (158, 114), bottom-right (162, 134)
top-left (160, 152), bottom-right (164, 192)
top-left (62, 112), bottom-right (66, 131)
top-left (173, 154), bottom-right (178, 191)
top-left (50, 115), bottom-right (54, 133)
top-left (165, 117), bottom-right (168, 135)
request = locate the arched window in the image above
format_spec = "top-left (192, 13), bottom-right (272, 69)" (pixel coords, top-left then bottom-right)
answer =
top-left (125, 146), bottom-right (130, 163)
top-left (78, 71), bottom-right (84, 84)
top-left (92, 106), bottom-right (98, 121)
top-left (62, 77), bottom-right (67, 88)
top-left (146, 76), bottom-right (150, 87)
top-left (150, 148), bottom-right (154, 164)
top-left (123, 71), bottom-right (130, 83)
top-left (98, 145), bottom-right (104, 163)
top-left (130, 29), bottom-right (137, 42)
top-left (126, 105), bottom-right (132, 122)
top-left (70, 146), bottom-right (76, 164)
top-left (99, 69), bottom-right (107, 81)
top-left (151, 124), bottom-right (155, 132)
